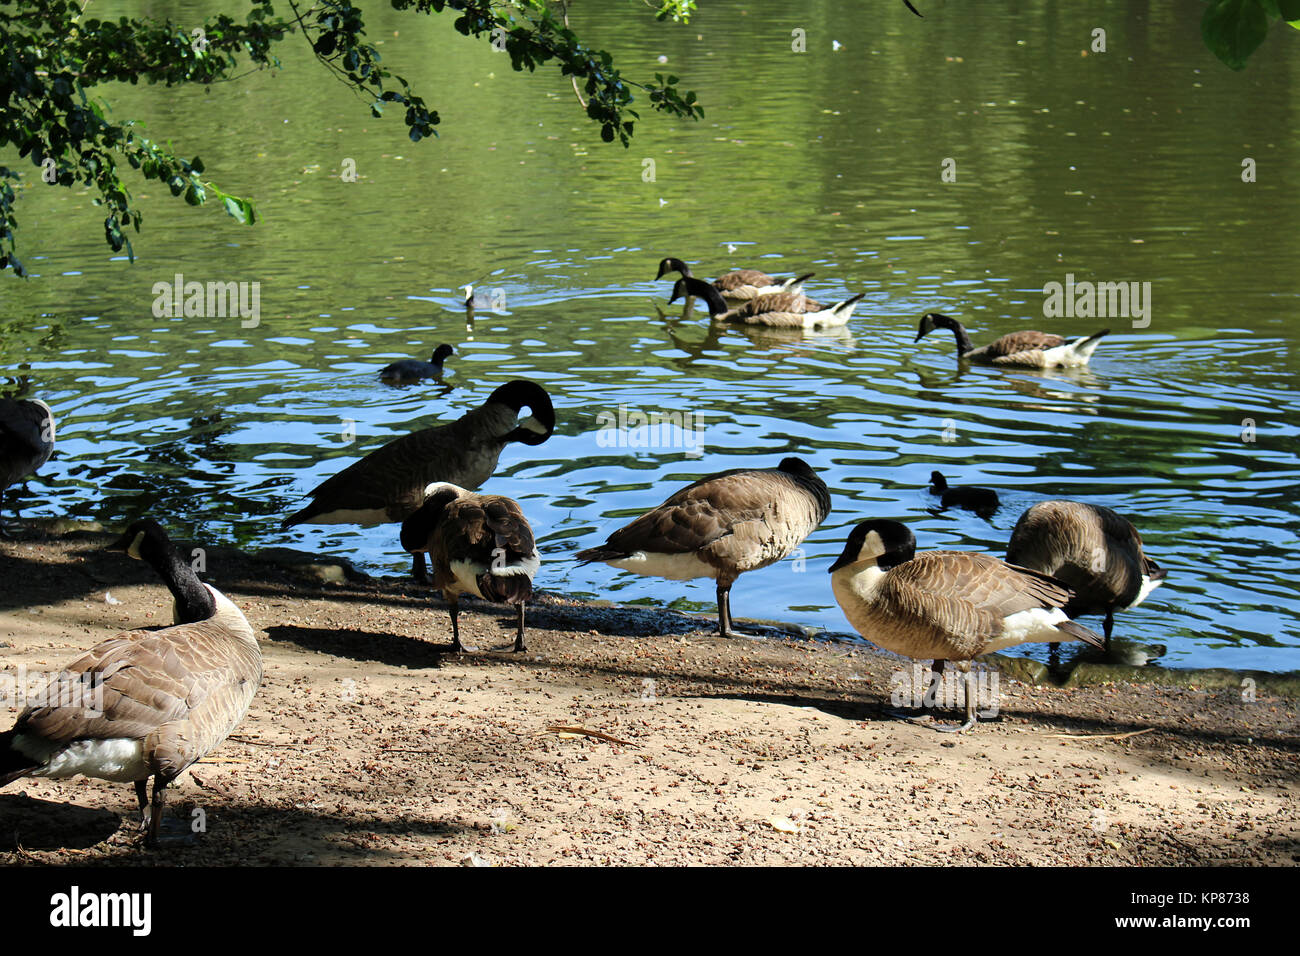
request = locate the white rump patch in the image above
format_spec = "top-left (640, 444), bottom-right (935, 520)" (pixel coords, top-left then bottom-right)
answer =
top-left (985, 607), bottom-right (1072, 651)
top-left (18, 735), bottom-right (148, 783)
top-left (606, 550), bottom-right (716, 581)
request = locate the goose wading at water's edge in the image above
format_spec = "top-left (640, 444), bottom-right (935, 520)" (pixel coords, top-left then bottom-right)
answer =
top-left (0, 520), bottom-right (262, 846)
top-left (0, 397), bottom-right (56, 532)
top-left (401, 483), bottom-right (539, 653)
top-left (915, 312), bottom-right (1109, 368)
top-left (1006, 500), bottom-right (1167, 648)
top-left (671, 277), bottom-right (861, 330)
top-left (828, 518), bottom-right (1104, 732)
top-left (281, 380), bottom-right (555, 580)
top-left (574, 457), bottom-right (831, 638)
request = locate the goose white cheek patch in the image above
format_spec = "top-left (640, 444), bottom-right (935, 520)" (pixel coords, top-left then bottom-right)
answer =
top-left (517, 414), bottom-right (547, 435)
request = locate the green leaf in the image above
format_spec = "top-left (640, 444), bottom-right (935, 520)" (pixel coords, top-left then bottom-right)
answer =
top-left (1202, 0), bottom-right (1270, 70)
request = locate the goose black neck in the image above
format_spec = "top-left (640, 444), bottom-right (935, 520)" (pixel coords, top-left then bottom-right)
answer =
top-left (152, 545), bottom-right (216, 623)
top-left (941, 317), bottom-right (977, 355)
top-left (680, 277), bottom-right (728, 316)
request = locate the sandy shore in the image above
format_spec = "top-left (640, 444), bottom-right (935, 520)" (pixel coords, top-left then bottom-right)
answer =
top-left (1, 527), bottom-right (1296, 866)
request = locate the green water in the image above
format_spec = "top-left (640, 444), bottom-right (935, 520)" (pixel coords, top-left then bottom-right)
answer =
top-left (2, 1), bottom-right (1297, 671)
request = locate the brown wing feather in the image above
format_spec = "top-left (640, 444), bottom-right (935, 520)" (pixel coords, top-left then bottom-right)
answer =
top-left (1006, 501), bottom-right (1149, 612)
top-left (579, 467), bottom-right (830, 574)
top-left (982, 330), bottom-right (1066, 358)
top-left (439, 495), bottom-right (535, 564)
top-left (13, 621), bottom-right (261, 777)
top-left (288, 404), bottom-right (515, 523)
top-left (712, 270), bottom-right (775, 292)
top-left (876, 551), bottom-right (1073, 658)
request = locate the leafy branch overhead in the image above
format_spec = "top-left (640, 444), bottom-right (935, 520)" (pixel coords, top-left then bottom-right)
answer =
top-left (0, 0), bottom-right (703, 276)
top-left (1202, 0), bottom-right (1300, 69)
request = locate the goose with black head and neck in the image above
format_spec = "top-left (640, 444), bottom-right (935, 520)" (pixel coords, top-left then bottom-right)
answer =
top-left (0, 519), bottom-right (262, 846)
top-left (282, 380), bottom-right (555, 580)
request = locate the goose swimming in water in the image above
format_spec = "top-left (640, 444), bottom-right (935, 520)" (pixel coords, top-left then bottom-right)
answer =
top-left (915, 313), bottom-right (1109, 368)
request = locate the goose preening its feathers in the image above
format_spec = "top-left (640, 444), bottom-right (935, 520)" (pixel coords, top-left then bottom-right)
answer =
top-left (0, 520), bottom-right (261, 845)
top-left (575, 457), bottom-right (831, 638)
top-left (670, 277), bottom-right (862, 330)
top-left (0, 397), bottom-right (56, 531)
top-left (401, 483), bottom-right (539, 653)
top-left (1006, 500), bottom-right (1167, 648)
top-left (655, 257), bottom-right (815, 304)
top-left (281, 380), bottom-right (554, 578)
top-left (829, 519), bottom-right (1104, 731)
top-left (379, 344), bottom-right (455, 384)
top-left (929, 471), bottom-right (999, 519)
top-left (916, 313), bottom-right (1109, 368)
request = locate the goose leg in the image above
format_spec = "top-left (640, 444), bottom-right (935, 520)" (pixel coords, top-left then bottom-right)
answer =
top-left (134, 779), bottom-right (149, 829)
top-left (716, 579), bottom-right (741, 638)
top-left (412, 551), bottom-right (429, 584)
top-left (513, 603), bottom-right (527, 653)
top-left (886, 660), bottom-right (944, 724)
top-left (446, 597), bottom-right (476, 653)
top-left (145, 777), bottom-right (168, 848)
top-left (933, 667), bottom-right (978, 734)
top-left (1103, 608), bottom-right (1115, 649)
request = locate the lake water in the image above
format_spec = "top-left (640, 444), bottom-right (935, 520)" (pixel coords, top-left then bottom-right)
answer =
top-left (2, 1), bottom-right (1297, 671)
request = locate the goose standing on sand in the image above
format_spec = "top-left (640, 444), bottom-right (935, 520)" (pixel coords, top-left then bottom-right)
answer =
top-left (1005, 500), bottom-right (1167, 647)
top-left (829, 519), bottom-right (1104, 731)
top-left (380, 344), bottom-right (455, 385)
top-left (0, 520), bottom-right (261, 845)
top-left (928, 471), bottom-right (999, 519)
top-left (0, 397), bottom-right (56, 531)
top-left (281, 380), bottom-right (555, 580)
top-left (575, 457), bottom-right (831, 638)
top-left (915, 313), bottom-right (1109, 368)
top-left (401, 483), bottom-right (539, 653)
top-left (671, 277), bottom-right (862, 331)
top-left (655, 257), bottom-right (815, 304)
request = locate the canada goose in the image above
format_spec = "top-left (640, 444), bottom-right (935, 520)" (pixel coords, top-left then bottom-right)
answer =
top-left (0, 398), bottom-right (55, 531)
top-left (915, 313), bottom-right (1109, 368)
top-left (829, 519), bottom-right (1103, 731)
top-left (655, 257), bottom-right (815, 304)
top-left (928, 471), bottom-right (999, 519)
top-left (1005, 500), bottom-right (1167, 647)
top-left (671, 277), bottom-right (861, 330)
top-left (0, 520), bottom-right (261, 845)
top-left (281, 380), bottom-right (555, 579)
top-left (379, 344), bottom-right (455, 384)
top-left (575, 457), bottom-right (830, 638)
top-left (400, 483), bottom-right (539, 653)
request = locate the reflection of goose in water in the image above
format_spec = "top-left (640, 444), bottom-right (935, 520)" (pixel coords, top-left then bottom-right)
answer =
top-left (660, 306), bottom-right (855, 365)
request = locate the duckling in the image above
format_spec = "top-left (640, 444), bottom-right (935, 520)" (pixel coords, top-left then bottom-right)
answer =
top-left (928, 471), bottom-right (999, 518)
